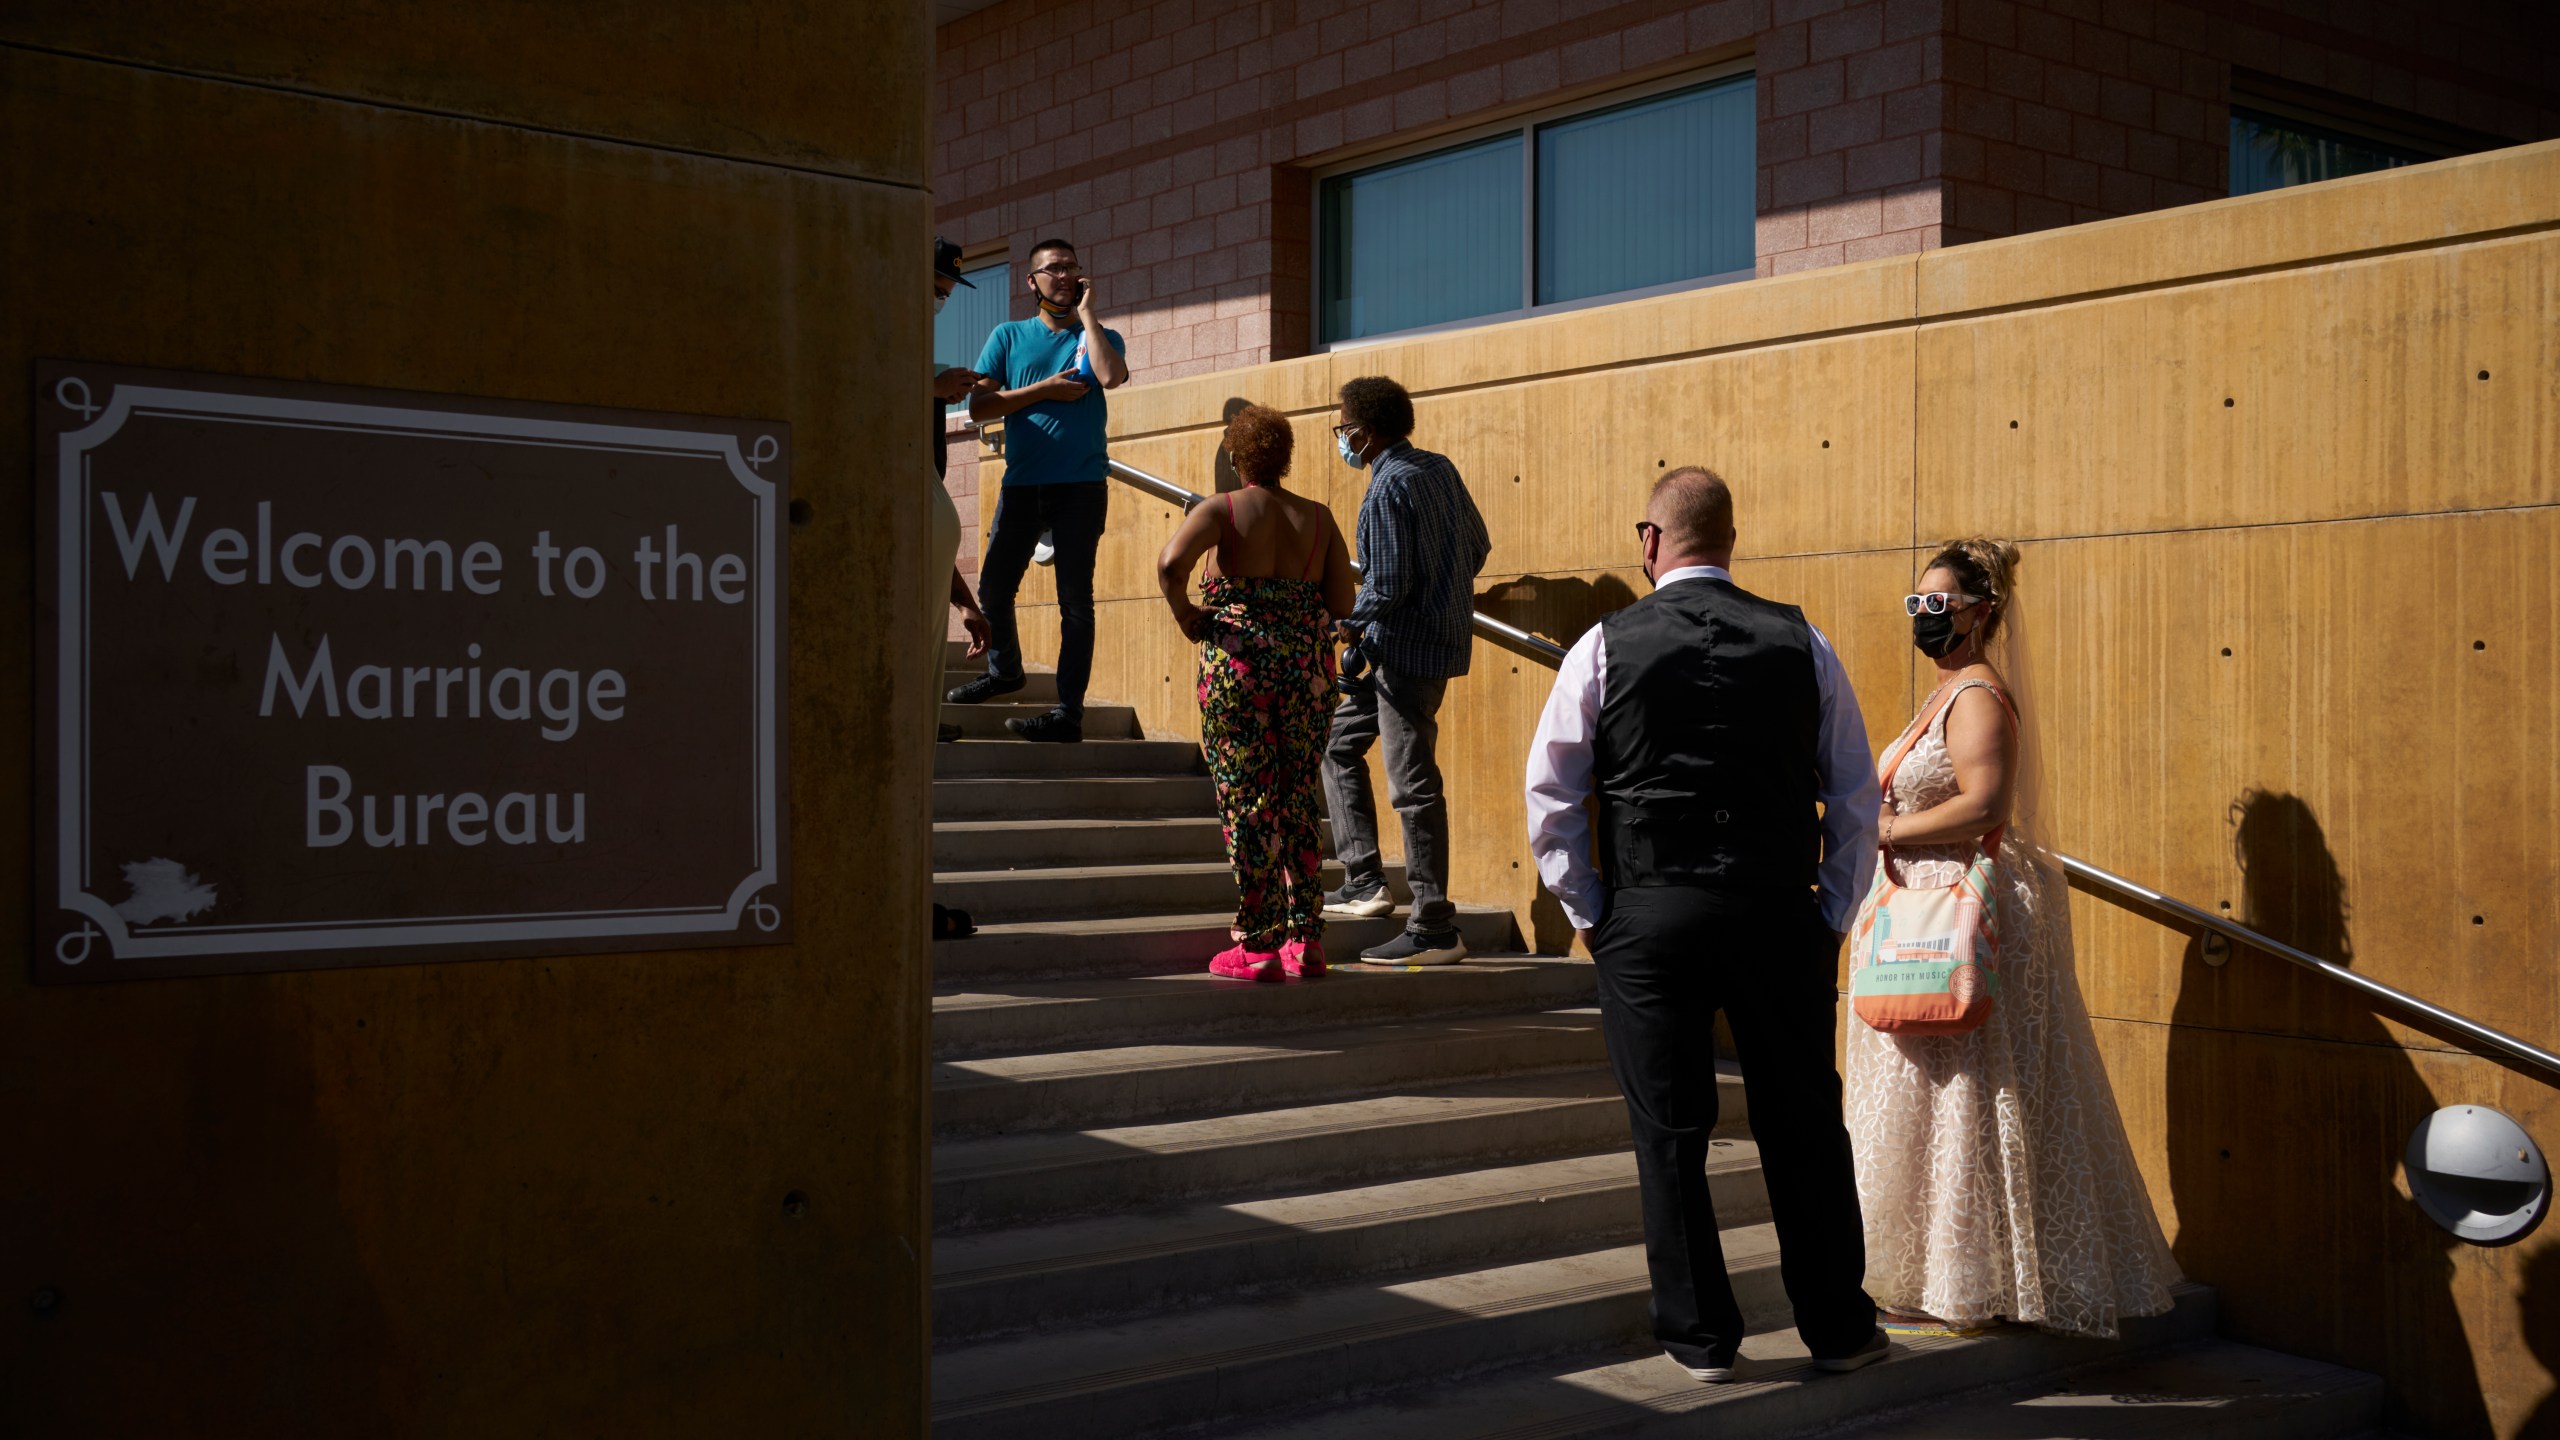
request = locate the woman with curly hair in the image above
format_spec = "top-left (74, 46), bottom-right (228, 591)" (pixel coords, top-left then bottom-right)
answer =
top-left (1156, 405), bottom-right (1357, 980)
top-left (1847, 537), bottom-right (2179, 1339)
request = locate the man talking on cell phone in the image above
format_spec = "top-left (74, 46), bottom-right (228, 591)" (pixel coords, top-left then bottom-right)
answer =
top-left (949, 237), bottom-right (1129, 743)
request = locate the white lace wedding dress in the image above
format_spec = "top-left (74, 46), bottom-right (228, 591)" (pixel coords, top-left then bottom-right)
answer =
top-left (1844, 679), bottom-right (2180, 1338)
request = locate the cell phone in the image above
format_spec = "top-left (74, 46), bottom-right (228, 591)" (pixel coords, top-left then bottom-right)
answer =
top-left (1071, 279), bottom-right (1089, 307)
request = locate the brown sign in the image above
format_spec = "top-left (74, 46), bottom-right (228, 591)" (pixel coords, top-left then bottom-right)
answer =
top-left (32, 362), bottom-right (790, 982)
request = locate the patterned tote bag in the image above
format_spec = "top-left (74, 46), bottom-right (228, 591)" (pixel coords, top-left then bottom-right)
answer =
top-left (1847, 682), bottom-right (2014, 1035)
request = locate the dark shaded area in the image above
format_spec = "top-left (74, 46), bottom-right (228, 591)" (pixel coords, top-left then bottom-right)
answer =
top-left (2521, 1244), bottom-right (2560, 1440)
top-left (1210, 395), bottom-right (1251, 494)
top-left (2163, 789), bottom-right (2490, 1439)
top-left (1483, 573), bottom-right (1637, 955)
top-left (1475, 573), bottom-right (1640, 654)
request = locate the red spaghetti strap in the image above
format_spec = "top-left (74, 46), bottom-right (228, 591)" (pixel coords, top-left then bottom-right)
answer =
top-left (1301, 524), bottom-right (1327, 579)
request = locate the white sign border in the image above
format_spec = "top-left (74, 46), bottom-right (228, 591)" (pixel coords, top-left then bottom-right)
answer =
top-left (49, 376), bottom-right (785, 964)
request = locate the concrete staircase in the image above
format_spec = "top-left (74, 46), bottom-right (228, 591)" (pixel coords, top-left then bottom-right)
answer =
top-left (927, 644), bottom-right (2381, 1439)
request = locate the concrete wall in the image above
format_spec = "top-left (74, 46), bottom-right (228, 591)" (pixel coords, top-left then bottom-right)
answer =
top-left (932, 0), bottom-right (2558, 384)
top-left (2, 7), bottom-right (936, 1434)
top-left (993, 141), bottom-right (2560, 1436)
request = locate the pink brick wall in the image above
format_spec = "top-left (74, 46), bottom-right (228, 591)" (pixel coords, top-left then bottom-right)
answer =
top-left (935, 0), bottom-right (2557, 383)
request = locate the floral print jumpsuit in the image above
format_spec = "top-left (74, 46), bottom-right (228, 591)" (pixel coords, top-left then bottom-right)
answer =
top-left (1196, 495), bottom-right (1336, 951)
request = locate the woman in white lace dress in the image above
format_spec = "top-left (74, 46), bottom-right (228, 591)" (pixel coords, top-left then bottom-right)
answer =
top-left (1844, 538), bottom-right (2179, 1339)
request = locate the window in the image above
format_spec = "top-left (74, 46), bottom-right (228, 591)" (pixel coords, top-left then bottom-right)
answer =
top-left (2229, 107), bottom-right (2433, 196)
top-left (934, 256), bottom-right (1010, 405)
top-left (1317, 70), bottom-right (1755, 347)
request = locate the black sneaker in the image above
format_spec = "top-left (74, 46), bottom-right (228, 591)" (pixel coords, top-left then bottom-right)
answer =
top-left (1320, 882), bottom-right (1395, 919)
top-left (936, 723), bottom-right (963, 743)
top-left (1812, 1329), bottom-right (1891, 1374)
top-left (1360, 928), bottom-right (1467, 966)
top-left (1004, 707), bottom-right (1083, 743)
top-left (947, 672), bottom-right (1025, 705)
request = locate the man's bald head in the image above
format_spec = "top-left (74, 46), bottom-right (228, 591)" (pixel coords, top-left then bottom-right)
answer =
top-left (1647, 466), bottom-right (1736, 559)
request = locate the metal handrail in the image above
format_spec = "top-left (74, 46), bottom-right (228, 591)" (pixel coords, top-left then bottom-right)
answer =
top-left (2048, 852), bottom-right (2560, 1081)
top-left (1106, 458), bottom-right (1568, 663)
top-left (1109, 455), bottom-right (2559, 1083)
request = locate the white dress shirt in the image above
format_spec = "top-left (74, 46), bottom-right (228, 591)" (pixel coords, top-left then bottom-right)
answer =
top-left (1523, 565), bottom-right (1881, 934)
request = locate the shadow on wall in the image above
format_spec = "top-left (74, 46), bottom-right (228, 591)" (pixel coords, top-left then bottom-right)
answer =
top-left (1475, 573), bottom-right (1640, 652)
top-left (1473, 573), bottom-right (1639, 955)
top-left (2523, 1244), bottom-right (2560, 1439)
top-left (2164, 789), bottom-right (2489, 1438)
top-left (1211, 397), bottom-right (1250, 494)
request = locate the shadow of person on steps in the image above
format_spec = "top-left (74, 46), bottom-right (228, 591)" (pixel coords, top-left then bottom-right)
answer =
top-left (2521, 1245), bottom-right (2560, 1440)
top-left (2163, 788), bottom-right (2490, 1438)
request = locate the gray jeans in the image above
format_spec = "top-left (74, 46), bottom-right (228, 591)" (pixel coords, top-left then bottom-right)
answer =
top-left (1322, 665), bottom-right (1454, 934)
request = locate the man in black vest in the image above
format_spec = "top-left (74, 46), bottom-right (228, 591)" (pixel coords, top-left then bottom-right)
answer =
top-left (1524, 467), bottom-right (1887, 1380)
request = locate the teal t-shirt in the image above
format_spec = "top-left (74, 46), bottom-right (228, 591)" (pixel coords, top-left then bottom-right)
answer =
top-left (975, 317), bottom-right (1124, 487)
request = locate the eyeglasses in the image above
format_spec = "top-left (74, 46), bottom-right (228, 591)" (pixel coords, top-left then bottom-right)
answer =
top-left (1904, 591), bottom-right (1983, 616)
top-left (1634, 521), bottom-right (1661, 542)
top-left (1032, 262), bottom-right (1084, 278)
top-left (1331, 422), bottom-right (1364, 438)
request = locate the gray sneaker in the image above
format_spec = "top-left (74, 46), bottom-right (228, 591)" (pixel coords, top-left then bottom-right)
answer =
top-left (1321, 882), bottom-right (1394, 919)
top-left (1360, 928), bottom-right (1467, 966)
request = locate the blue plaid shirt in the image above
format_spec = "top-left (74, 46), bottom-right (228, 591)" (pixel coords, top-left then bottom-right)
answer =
top-left (1348, 441), bottom-right (1492, 679)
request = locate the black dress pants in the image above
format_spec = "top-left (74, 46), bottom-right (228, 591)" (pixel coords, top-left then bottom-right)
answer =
top-left (977, 480), bottom-right (1109, 715)
top-left (1590, 884), bottom-right (1875, 1368)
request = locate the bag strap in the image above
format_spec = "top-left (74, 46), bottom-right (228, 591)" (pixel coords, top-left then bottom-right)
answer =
top-left (1879, 679), bottom-right (2016, 859)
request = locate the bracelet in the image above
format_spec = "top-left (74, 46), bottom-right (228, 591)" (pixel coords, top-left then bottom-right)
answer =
top-left (1882, 815), bottom-right (1895, 847)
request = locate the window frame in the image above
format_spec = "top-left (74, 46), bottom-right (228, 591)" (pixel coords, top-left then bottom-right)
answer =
top-left (1310, 61), bottom-right (1757, 353)
top-left (2225, 72), bottom-right (2506, 198)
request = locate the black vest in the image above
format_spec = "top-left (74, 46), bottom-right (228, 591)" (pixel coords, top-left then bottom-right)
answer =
top-left (1594, 578), bottom-right (1822, 897)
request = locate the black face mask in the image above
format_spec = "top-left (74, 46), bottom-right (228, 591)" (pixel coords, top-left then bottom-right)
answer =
top-left (1912, 609), bottom-right (1971, 659)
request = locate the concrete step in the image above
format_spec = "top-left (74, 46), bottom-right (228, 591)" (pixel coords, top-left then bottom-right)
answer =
top-left (945, 668), bottom-right (1061, 703)
top-left (939, 700), bottom-right (1142, 740)
top-left (930, 1232), bottom-right (1786, 1440)
top-left (933, 958), bottom-right (1598, 1060)
top-left (932, 1065), bottom-right (1705, 1232)
top-left (932, 814), bottom-right (1341, 869)
top-left (930, 775), bottom-right (1218, 821)
top-left (1215, 1284), bottom-right (2223, 1440)
top-left (933, 815), bottom-right (1233, 869)
top-left (931, 858), bottom-right (1402, 924)
top-left (933, 1007), bottom-right (1607, 1138)
top-left (934, 1144), bottom-right (1766, 1344)
top-left (927, 906), bottom-right (1523, 985)
top-left (932, 739), bottom-right (1202, 780)
top-left (1811, 1337), bottom-right (2381, 1440)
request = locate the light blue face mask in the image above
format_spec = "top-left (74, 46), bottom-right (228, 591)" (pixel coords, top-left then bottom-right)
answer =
top-left (1337, 431), bottom-right (1364, 468)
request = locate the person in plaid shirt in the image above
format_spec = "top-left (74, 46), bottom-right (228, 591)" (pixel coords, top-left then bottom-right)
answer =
top-left (1320, 375), bottom-right (1491, 965)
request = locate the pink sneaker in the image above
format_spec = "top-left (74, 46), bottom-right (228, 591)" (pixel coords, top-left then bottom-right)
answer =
top-left (1281, 940), bottom-right (1326, 980)
top-left (1208, 944), bottom-right (1282, 982)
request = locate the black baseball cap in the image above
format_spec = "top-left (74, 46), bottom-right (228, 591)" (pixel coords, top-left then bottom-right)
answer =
top-left (934, 237), bottom-right (976, 288)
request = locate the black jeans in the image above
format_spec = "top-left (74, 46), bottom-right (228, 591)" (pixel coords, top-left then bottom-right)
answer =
top-left (976, 480), bottom-right (1109, 715)
top-left (1589, 885), bottom-right (1874, 1368)
top-left (1321, 664), bottom-right (1453, 932)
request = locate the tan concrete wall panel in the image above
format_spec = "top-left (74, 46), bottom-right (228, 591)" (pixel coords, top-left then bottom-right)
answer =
top-left (1920, 230), bottom-right (2559, 540)
top-left (2, 44), bottom-right (931, 1436)
top-left (2012, 514), bottom-right (2560, 1056)
top-left (0, 0), bottom-right (929, 187)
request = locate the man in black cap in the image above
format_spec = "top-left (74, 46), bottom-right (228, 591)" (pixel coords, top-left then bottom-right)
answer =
top-left (932, 239), bottom-right (996, 743)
